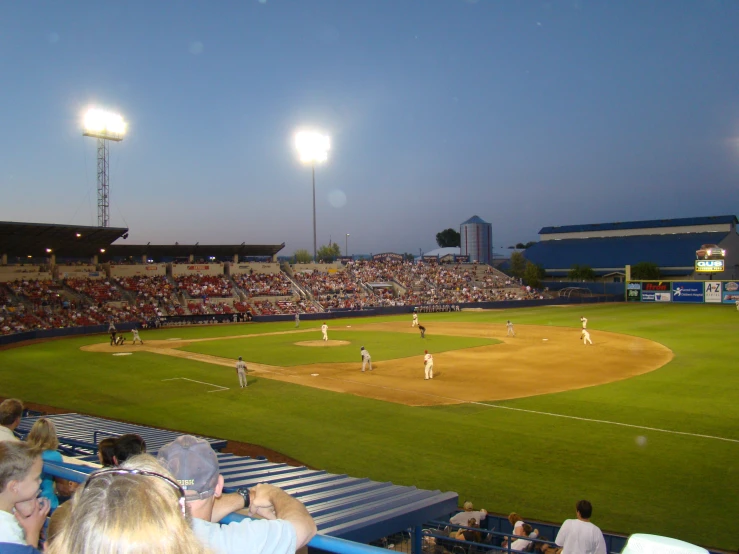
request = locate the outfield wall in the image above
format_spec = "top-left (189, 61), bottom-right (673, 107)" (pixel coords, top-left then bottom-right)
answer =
top-left (626, 280), bottom-right (739, 304)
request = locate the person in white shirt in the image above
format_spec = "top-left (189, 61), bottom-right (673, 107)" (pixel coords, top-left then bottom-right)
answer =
top-left (321, 323), bottom-right (328, 342)
top-left (235, 357), bottom-right (247, 388)
top-left (412, 312), bottom-right (419, 327)
top-left (131, 328), bottom-right (144, 345)
top-left (423, 350), bottom-right (434, 380)
top-left (360, 347), bottom-right (372, 372)
top-left (0, 399), bottom-right (23, 443)
top-left (506, 320), bottom-right (515, 337)
top-left (449, 501), bottom-right (487, 526)
top-left (582, 329), bottom-right (593, 345)
top-left (295, 312), bottom-right (300, 328)
top-left (555, 500), bottom-right (607, 554)
top-left (580, 317), bottom-right (588, 329)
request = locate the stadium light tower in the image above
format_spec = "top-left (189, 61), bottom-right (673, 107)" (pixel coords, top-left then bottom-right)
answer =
top-left (83, 108), bottom-right (127, 227)
top-left (295, 131), bottom-right (330, 261)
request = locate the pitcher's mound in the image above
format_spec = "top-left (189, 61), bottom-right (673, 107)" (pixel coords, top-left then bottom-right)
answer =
top-left (295, 340), bottom-right (350, 347)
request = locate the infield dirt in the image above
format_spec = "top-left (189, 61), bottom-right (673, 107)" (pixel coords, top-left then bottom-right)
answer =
top-left (81, 321), bottom-right (672, 407)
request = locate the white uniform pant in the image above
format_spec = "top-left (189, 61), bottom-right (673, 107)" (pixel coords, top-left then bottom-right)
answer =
top-left (238, 371), bottom-right (247, 387)
top-left (362, 358), bottom-right (372, 371)
top-left (583, 335), bottom-right (592, 345)
top-left (323, 332), bottom-right (328, 341)
top-left (425, 363), bottom-right (434, 379)
top-left (507, 329), bottom-right (514, 337)
top-left (412, 319), bottom-right (418, 327)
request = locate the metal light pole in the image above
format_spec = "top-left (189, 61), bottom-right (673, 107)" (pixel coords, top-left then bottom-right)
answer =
top-left (83, 108), bottom-right (126, 227)
top-left (345, 233), bottom-right (350, 257)
top-left (295, 131), bottom-right (330, 261)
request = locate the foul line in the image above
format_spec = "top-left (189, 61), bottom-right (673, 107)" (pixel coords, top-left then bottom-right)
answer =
top-left (162, 377), bottom-right (229, 393)
top-left (296, 375), bottom-right (738, 445)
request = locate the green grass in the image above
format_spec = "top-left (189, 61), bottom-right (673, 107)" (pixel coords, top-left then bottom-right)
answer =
top-left (180, 330), bottom-right (498, 365)
top-left (1, 304), bottom-right (737, 550)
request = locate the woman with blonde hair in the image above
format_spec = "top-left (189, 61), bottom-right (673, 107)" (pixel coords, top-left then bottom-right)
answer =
top-left (46, 464), bottom-right (209, 554)
top-left (25, 417), bottom-right (63, 511)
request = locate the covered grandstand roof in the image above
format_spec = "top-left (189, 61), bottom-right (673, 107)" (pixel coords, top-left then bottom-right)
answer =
top-left (0, 221), bottom-right (129, 257)
top-left (539, 215), bottom-right (737, 235)
top-left (523, 232), bottom-right (728, 271)
top-left (105, 242), bottom-right (285, 259)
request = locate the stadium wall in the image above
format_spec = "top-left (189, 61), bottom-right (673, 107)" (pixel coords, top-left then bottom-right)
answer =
top-left (626, 279), bottom-right (739, 304)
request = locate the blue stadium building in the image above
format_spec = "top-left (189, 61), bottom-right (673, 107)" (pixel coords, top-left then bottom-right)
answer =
top-left (523, 215), bottom-right (739, 281)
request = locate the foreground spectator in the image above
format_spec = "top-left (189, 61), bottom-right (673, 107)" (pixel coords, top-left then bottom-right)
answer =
top-left (112, 433), bottom-right (146, 465)
top-left (450, 500), bottom-right (487, 526)
top-left (97, 437), bottom-right (116, 467)
top-left (158, 435), bottom-right (317, 554)
top-left (46, 464), bottom-right (206, 554)
top-left (0, 399), bottom-right (23, 443)
top-left (0, 442), bottom-right (49, 549)
top-left (24, 418), bottom-right (63, 511)
top-left (555, 500), bottom-right (607, 554)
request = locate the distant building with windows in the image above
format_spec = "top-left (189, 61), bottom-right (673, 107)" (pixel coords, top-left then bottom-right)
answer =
top-left (459, 215), bottom-right (492, 264)
top-left (522, 215), bottom-right (739, 281)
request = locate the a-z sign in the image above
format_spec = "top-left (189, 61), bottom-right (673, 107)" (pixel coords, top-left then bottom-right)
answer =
top-left (695, 260), bottom-right (724, 272)
top-left (704, 282), bottom-right (722, 303)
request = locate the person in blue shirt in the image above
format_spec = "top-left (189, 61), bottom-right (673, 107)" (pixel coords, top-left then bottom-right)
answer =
top-left (25, 418), bottom-right (63, 511)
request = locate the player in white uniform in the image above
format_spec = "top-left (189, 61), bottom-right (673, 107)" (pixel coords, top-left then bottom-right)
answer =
top-left (582, 329), bottom-right (593, 345)
top-left (321, 322), bottom-right (328, 341)
top-left (131, 328), bottom-right (144, 345)
top-left (412, 312), bottom-right (419, 327)
top-left (360, 346), bottom-right (372, 372)
top-left (580, 317), bottom-right (588, 340)
top-left (236, 356), bottom-right (247, 388)
top-left (736, 299), bottom-right (739, 311)
top-left (423, 350), bottom-right (434, 380)
top-left (295, 312), bottom-right (300, 328)
top-left (506, 320), bottom-right (515, 337)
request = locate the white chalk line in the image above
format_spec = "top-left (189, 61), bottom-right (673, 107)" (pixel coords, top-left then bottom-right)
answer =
top-left (162, 377), bottom-right (229, 393)
top-left (297, 374), bottom-right (738, 445)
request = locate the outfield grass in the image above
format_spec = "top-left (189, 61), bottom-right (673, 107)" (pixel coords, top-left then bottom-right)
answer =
top-left (1, 304), bottom-right (737, 550)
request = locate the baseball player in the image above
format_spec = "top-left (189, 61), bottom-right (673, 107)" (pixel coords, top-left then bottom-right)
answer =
top-left (582, 329), bottom-right (593, 345)
top-left (321, 322), bottom-right (328, 342)
top-left (735, 299), bottom-right (739, 311)
top-left (236, 356), bottom-right (247, 388)
top-left (109, 323), bottom-right (117, 346)
top-left (115, 334), bottom-right (126, 346)
top-left (418, 325), bottom-right (426, 338)
top-left (580, 316), bottom-right (588, 340)
top-left (295, 312), bottom-right (300, 328)
top-left (506, 320), bottom-right (515, 337)
top-left (423, 350), bottom-right (434, 380)
top-left (131, 328), bottom-right (144, 345)
top-left (412, 311), bottom-right (419, 327)
top-left (360, 346), bottom-right (372, 372)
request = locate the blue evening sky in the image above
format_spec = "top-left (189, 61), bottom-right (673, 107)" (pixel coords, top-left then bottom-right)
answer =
top-left (1, 0), bottom-right (738, 257)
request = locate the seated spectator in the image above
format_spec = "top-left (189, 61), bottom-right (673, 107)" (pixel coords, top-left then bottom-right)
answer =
top-left (0, 442), bottom-right (50, 549)
top-left (24, 418), bottom-right (63, 511)
top-left (510, 523), bottom-right (536, 552)
top-left (0, 399), bottom-right (23, 443)
top-left (157, 435), bottom-right (317, 554)
top-left (46, 463), bottom-right (207, 554)
top-left (555, 500), bottom-right (607, 554)
top-left (97, 437), bottom-right (116, 467)
top-left (455, 518), bottom-right (481, 543)
top-left (450, 500), bottom-right (487, 526)
top-left (112, 434), bottom-right (146, 465)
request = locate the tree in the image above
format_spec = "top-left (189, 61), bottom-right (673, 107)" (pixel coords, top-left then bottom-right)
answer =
top-left (316, 242), bottom-right (341, 263)
top-left (293, 249), bottom-right (312, 264)
top-left (515, 243), bottom-right (526, 249)
top-left (524, 241), bottom-right (537, 249)
top-left (631, 261), bottom-right (661, 280)
top-left (509, 251), bottom-right (527, 278)
top-left (568, 264), bottom-right (596, 281)
top-left (436, 228), bottom-right (461, 248)
top-left (403, 253), bottom-right (415, 261)
top-left (524, 262), bottom-right (546, 289)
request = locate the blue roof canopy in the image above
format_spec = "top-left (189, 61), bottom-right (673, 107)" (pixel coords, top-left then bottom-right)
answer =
top-left (539, 215), bottom-right (736, 235)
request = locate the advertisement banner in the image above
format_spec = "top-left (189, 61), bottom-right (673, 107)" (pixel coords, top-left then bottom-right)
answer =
top-left (641, 290), bottom-right (671, 302)
top-left (454, 255), bottom-right (470, 263)
top-left (372, 253), bottom-right (403, 262)
top-left (671, 282), bottom-right (704, 303)
top-left (422, 255), bottom-right (439, 263)
top-left (187, 265), bottom-right (210, 270)
top-left (626, 282), bottom-right (641, 302)
top-left (695, 260), bottom-right (724, 272)
top-left (722, 282), bottom-right (739, 304)
top-left (704, 282), bottom-right (722, 303)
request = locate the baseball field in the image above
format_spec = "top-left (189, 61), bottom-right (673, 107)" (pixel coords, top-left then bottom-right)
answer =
top-left (0, 303), bottom-right (736, 550)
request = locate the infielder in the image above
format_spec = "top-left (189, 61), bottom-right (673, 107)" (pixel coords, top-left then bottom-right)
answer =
top-left (582, 329), bottom-right (593, 345)
top-left (236, 356), bottom-right (247, 388)
top-left (418, 325), bottom-right (426, 338)
top-left (580, 316), bottom-right (588, 340)
top-left (131, 328), bottom-right (144, 345)
top-left (321, 322), bottom-right (328, 341)
top-left (295, 312), bottom-right (300, 328)
top-left (423, 350), bottom-right (434, 380)
top-left (412, 311), bottom-right (419, 327)
top-left (360, 346), bottom-right (372, 372)
top-left (506, 320), bottom-right (515, 337)
top-left (735, 299), bottom-right (739, 311)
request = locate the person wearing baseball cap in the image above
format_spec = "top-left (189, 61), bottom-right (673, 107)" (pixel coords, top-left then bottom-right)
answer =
top-left (158, 435), bottom-right (316, 554)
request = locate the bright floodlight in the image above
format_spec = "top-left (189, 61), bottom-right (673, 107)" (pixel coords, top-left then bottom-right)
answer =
top-left (83, 108), bottom-right (127, 141)
top-left (295, 131), bottom-right (330, 164)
